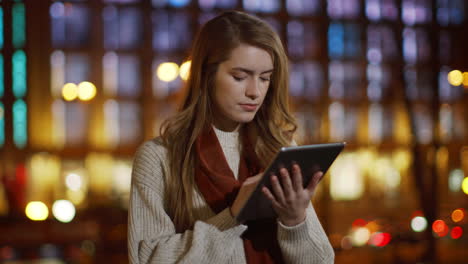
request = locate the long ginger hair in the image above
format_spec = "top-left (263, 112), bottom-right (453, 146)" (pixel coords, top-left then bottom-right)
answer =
top-left (160, 11), bottom-right (297, 232)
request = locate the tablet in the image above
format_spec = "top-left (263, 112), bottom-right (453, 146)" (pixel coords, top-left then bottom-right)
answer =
top-left (236, 142), bottom-right (346, 222)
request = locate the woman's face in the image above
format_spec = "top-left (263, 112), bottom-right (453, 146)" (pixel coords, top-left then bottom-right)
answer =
top-left (212, 43), bottom-right (273, 131)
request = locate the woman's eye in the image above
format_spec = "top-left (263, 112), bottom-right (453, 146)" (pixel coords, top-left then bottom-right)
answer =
top-left (260, 76), bottom-right (271, 82)
top-left (233, 76), bottom-right (246, 81)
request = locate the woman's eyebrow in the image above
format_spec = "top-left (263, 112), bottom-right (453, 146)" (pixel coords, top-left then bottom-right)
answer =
top-left (231, 67), bottom-right (274, 75)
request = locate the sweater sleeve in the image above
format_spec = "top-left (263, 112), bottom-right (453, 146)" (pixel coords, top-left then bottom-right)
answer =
top-left (128, 140), bottom-right (247, 264)
top-left (276, 203), bottom-right (335, 264)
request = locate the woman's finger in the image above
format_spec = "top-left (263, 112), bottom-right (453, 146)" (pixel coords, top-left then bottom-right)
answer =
top-left (306, 171), bottom-right (323, 195)
top-left (279, 168), bottom-right (294, 200)
top-left (291, 163), bottom-right (303, 192)
top-left (270, 175), bottom-right (286, 204)
top-left (262, 186), bottom-right (281, 209)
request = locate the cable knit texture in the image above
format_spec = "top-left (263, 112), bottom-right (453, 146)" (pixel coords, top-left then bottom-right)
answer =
top-left (128, 127), bottom-right (335, 263)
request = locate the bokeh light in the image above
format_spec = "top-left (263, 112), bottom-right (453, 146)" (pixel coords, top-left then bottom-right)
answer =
top-left (352, 218), bottom-right (367, 228)
top-left (157, 62), bottom-right (179, 82)
top-left (368, 232), bottom-right (391, 247)
top-left (462, 177), bottom-right (468, 195)
top-left (62, 83), bottom-right (78, 101)
top-left (179, 60), bottom-right (191, 81)
top-left (52, 200), bottom-right (76, 223)
top-left (463, 72), bottom-right (468, 87)
top-left (365, 221), bottom-right (379, 233)
top-left (340, 235), bottom-right (352, 250)
top-left (411, 216), bottom-right (428, 232)
top-left (432, 220), bottom-right (449, 237)
top-left (448, 169), bottom-right (464, 192)
top-left (66, 189), bottom-right (86, 205)
top-left (78, 81), bottom-right (97, 101)
top-left (451, 226), bottom-right (463, 239)
top-left (330, 153), bottom-right (364, 200)
top-left (451, 209), bottom-right (465, 223)
top-left (65, 173), bottom-right (82, 191)
top-left (447, 70), bottom-right (463, 86)
top-left (392, 149), bottom-right (411, 171)
top-left (351, 227), bottom-right (371, 246)
top-left (25, 201), bottom-right (49, 221)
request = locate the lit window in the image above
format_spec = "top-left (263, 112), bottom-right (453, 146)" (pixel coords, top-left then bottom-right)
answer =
top-left (286, 0), bottom-right (320, 16)
top-left (103, 6), bottom-right (143, 50)
top-left (50, 3), bottom-right (91, 48)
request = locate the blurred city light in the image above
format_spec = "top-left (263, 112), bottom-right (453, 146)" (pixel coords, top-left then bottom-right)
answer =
top-left (352, 218), bottom-right (367, 228)
top-left (451, 209), bottom-right (465, 223)
top-left (113, 162), bottom-right (132, 194)
top-left (451, 226), bottom-right (463, 239)
top-left (25, 201), bottom-right (49, 221)
top-left (392, 149), bottom-right (411, 171)
top-left (12, 99), bottom-right (27, 148)
top-left (52, 200), bottom-right (76, 223)
top-left (330, 153), bottom-right (364, 200)
top-left (78, 81), bottom-right (97, 101)
top-left (179, 60), bottom-right (191, 81)
top-left (0, 103), bottom-right (4, 147)
top-left (463, 72), bottom-right (468, 87)
top-left (368, 232), bottom-right (391, 247)
top-left (341, 236), bottom-right (353, 250)
top-left (462, 177), bottom-right (468, 195)
top-left (351, 227), bottom-right (371, 246)
top-left (66, 189), bottom-right (85, 205)
top-left (365, 221), bottom-right (379, 233)
top-left (447, 70), bottom-right (463, 86)
top-left (62, 83), bottom-right (78, 101)
top-left (449, 169), bottom-right (465, 192)
top-left (157, 62), bottom-right (179, 82)
top-left (65, 173), bottom-right (82, 191)
top-left (432, 220), bottom-right (449, 237)
top-left (411, 216), bottom-right (428, 232)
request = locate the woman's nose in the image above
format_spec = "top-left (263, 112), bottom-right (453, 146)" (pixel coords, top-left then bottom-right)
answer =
top-left (245, 79), bottom-right (260, 99)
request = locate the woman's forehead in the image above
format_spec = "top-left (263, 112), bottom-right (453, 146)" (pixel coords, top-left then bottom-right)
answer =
top-left (222, 44), bottom-right (273, 72)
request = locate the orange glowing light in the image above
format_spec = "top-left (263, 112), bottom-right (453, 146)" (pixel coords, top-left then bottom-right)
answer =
top-left (451, 209), bottom-right (465, 223)
top-left (462, 72), bottom-right (468, 88)
top-left (432, 220), bottom-right (449, 237)
top-left (365, 221), bottom-right (379, 233)
top-left (433, 220), bottom-right (445, 233)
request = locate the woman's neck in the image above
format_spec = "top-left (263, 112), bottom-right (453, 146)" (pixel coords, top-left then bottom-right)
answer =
top-left (212, 120), bottom-right (241, 132)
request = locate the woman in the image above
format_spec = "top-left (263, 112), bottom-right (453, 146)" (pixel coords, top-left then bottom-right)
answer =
top-left (128, 11), bottom-right (334, 264)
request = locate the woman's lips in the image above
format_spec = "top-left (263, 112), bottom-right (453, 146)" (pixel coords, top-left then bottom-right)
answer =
top-left (239, 104), bottom-right (258, 111)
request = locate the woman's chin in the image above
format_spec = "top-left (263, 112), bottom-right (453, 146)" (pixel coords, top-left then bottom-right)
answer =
top-left (235, 114), bottom-right (257, 124)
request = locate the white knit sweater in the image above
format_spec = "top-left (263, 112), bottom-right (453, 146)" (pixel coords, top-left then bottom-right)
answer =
top-left (128, 127), bottom-right (335, 264)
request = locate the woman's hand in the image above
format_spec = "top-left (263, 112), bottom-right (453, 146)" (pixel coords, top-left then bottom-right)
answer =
top-left (230, 173), bottom-right (263, 220)
top-left (262, 164), bottom-right (323, 226)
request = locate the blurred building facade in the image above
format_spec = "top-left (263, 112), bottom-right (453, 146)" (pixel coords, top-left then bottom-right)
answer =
top-left (0, 0), bottom-right (467, 263)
